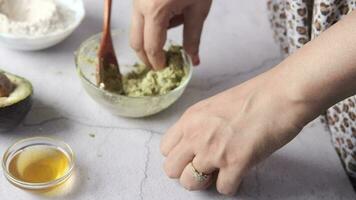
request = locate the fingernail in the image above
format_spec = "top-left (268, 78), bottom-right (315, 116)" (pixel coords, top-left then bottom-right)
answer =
top-left (191, 54), bottom-right (200, 66)
top-left (151, 54), bottom-right (166, 71)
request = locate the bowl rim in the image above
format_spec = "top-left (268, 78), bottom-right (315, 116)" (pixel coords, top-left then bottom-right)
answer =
top-left (1, 136), bottom-right (75, 189)
top-left (0, 0), bottom-right (86, 40)
top-left (74, 30), bottom-right (194, 100)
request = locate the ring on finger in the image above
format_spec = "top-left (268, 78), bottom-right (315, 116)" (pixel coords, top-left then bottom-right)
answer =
top-left (190, 162), bottom-right (210, 182)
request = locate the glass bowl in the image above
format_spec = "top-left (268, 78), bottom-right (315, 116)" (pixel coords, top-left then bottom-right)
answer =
top-left (2, 137), bottom-right (74, 190)
top-left (74, 29), bottom-right (193, 118)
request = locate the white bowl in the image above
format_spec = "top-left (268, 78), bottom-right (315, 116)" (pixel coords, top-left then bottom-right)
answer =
top-left (0, 0), bottom-right (85, 51)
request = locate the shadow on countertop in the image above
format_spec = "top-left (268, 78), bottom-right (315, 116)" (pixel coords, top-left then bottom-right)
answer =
top-left (9, 98), bottom-right (72, 137)
top-left (198, 153), bottom-right (355, 199)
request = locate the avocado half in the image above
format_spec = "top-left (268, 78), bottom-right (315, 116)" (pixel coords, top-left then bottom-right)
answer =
top-left (0, 70), bottom-right (32, 132)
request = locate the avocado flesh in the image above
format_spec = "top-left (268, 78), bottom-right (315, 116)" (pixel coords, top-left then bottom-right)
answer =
top-left (0, 72), bottom-right (32, 108)
top-left (0, 71), bottom-right (32, 132)
top-left (122, 45), bottom-right (187, 97)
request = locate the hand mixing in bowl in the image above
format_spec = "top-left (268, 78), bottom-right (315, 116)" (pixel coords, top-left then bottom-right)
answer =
top-left (131, 0), bottom-right (356, 196)
top-left (95, 44), bottom-right (188, 97)
top-left (130, 0), bottom-right (212, 69)
top-left (122, 45), bottom-right (187, 97)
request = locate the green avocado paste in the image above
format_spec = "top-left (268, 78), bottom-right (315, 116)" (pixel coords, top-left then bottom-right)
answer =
top-left (122, 45), bottom-right (187, 97)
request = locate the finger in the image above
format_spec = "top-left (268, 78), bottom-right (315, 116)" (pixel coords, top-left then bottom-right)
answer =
top-left (130, 10), bottom-right (151, 67)
top-left (144, 15), bottom-right (168, 70)
top-left (169, 14), bottom-right (184, 29)
top-left (164, 141), bottom-right (195, 179)
top-left (179, 155), bottom-right (216, 191)
top-left (183, 1), bottom-right (212, 66)
top-left (216, 166), bottom-right (244, 196)
top-left (160, 122), bottom-right (183, 156)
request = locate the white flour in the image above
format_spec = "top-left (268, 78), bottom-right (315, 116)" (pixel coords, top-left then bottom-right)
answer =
top-left (0, 0), bottom-right (75, 37)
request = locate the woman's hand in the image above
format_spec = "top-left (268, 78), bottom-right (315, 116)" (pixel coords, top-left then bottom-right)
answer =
top-left (160, 70), bottom-right (316, 195)
top-left (160, 9), bottom-right (356, 196)
top-left (130, 0), bottom-right (212, 70)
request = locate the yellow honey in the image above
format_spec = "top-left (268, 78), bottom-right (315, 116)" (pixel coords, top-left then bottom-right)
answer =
top-left (8, 145), bottom-right (70, 183)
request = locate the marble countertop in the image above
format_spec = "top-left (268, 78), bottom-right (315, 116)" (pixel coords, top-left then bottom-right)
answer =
top-left (0, 0), bottom-right (355, 199)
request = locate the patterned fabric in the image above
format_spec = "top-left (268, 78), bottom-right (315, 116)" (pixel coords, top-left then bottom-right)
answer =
top-left (267, 0), bottom-right (356, 182)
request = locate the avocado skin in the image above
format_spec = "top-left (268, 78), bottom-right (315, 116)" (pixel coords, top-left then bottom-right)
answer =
top-left (0, 95), bottom-right (32, 132)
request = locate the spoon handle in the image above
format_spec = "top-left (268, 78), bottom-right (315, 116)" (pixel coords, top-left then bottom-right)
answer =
top-left (102, 0), bottom-right (113, 45)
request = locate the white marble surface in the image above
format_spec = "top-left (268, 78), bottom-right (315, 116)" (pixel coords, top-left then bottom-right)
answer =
top-left (0, 0), bottom-right (355, 199)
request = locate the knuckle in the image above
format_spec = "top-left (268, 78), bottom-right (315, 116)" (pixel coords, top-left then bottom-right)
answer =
top-left (179, 113), bottom-right (198, 130)
top-left (194, 157), bottom-right (212, 171)
top-left (163, 162), bottom-right (179, 179)
top-left (189, 103), bottom-right (203, 112)
top-left (214, 151), bottom-right (228, 167)
top-left (229, 151), bottom-right (251, 169)
top-left (159, 142), bottom-right (168, 156)
top-left (184, 101), bottom-right (208, 115)
top-left (183, 107), bottom-right (197, 117)
top-left (201, 133), bottom-right (218, 151)
top-left (146, 0), bottom-right (163, 12)
top-left (184, 184), bottom-right (195, 191)
top-left (145, 0), bottom-right (168, 18)
top-left (217, 184), bottom-right (235, 196)
top-left (144, 46), bottom-right (160, 57)
top-left (185, 46), bottom-right (199, 56)
top-left (206, 145), bottom-right (228, 168)
top-left (181, 122), bottom-right (199, 140)
top-left (144, 1), bottom-right (169, 26)
top-left (218, 148), bottom-right (246, 169)
top-left (195, 100), bottom-right (210, 109)
top-left (184, 40), bottom-right (200, 54)
top-left (181, 181), bottom-right (196, 191)
top-left (130, 40), bottom-right (142, 52)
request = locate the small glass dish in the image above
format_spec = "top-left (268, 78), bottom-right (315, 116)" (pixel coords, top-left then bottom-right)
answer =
top-left (2, 137), bottom-right (74, 190)
top-left (74, 29), bottom-right (193, 118)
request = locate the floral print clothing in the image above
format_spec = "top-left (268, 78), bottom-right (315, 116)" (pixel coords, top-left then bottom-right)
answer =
top-left (267, 0), bottom-right (356, 187)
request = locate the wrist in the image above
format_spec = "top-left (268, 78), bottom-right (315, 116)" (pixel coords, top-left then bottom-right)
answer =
top-left (265, 66), bottom-right (323, 127)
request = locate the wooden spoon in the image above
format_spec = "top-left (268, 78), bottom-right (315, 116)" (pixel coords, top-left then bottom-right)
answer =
top-left (96, 0), bottom-right (123, 93)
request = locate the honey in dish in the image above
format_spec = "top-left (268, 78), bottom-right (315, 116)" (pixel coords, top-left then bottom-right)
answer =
top-left (8, 146), bottom-right (70, 183)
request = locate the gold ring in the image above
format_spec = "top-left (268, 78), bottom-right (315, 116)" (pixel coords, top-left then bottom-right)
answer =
top-left (190, 162), bottom-right (210, 182)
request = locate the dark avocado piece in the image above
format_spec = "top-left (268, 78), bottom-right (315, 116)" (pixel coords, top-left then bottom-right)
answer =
top-left (0, 71), bottom-right (32, 132)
